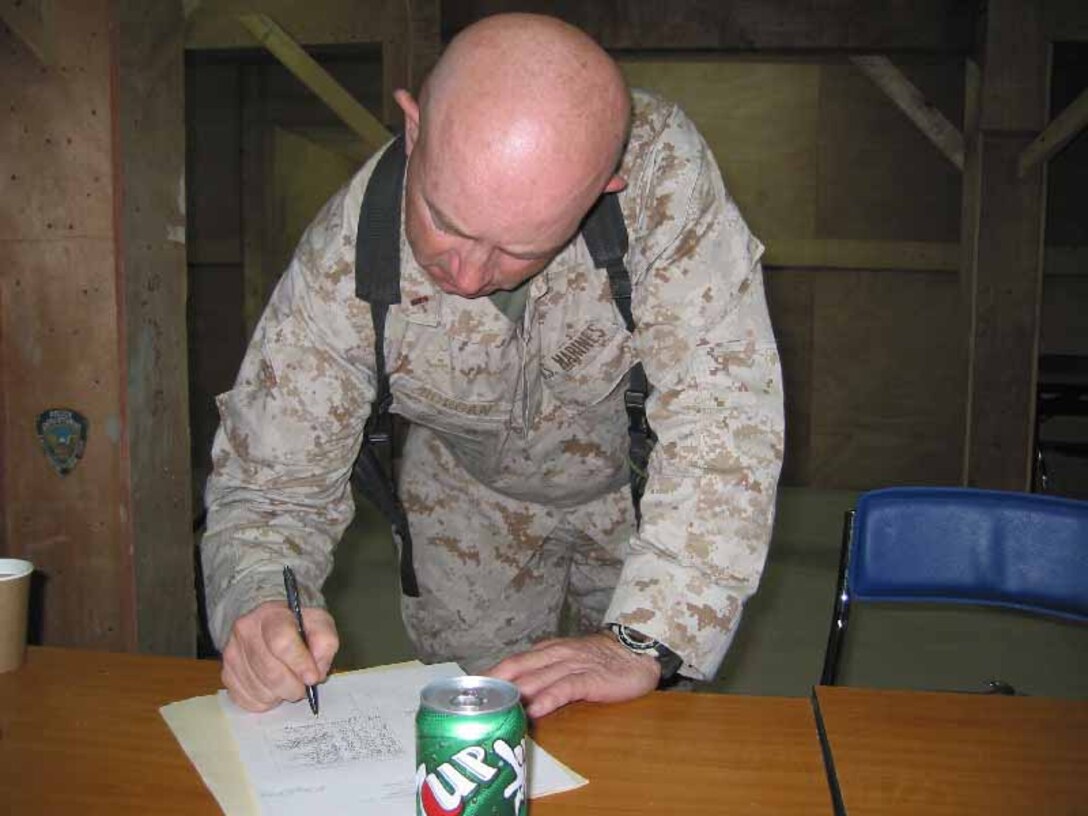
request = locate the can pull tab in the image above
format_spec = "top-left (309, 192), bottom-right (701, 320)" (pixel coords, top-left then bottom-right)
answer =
top-left (450, 690), bottom-right (485, 711)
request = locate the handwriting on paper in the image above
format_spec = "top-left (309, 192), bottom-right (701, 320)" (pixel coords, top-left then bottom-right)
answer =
top-left (267, 709), bottom-right (404, 771)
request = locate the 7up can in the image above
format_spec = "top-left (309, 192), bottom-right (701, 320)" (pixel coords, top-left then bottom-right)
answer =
top-left (416, 676), bottom-right (529, 816)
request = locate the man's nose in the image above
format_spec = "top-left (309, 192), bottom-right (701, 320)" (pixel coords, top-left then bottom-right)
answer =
top-left (451, 244), bottom-right (493, 295)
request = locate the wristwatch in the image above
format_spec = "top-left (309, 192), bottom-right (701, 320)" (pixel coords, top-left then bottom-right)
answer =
top-left (607, 623), bottom-right (684, 684)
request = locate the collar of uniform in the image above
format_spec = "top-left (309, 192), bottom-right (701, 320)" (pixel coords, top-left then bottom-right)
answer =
top-left (396, 230), bottom-right (556, 328)
top-left (397, 205), bottom-right (441, 328)
top-left (536, 237), bottom-right (587, 299)
top-left (530, 265), bottom-right (552, 300)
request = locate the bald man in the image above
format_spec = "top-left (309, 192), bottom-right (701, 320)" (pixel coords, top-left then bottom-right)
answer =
top-left (202, 14), bottom-right (783, 718)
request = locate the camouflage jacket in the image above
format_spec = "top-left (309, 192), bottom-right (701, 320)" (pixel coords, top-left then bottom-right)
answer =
top-left (201, 90), bottom-right (785, 680)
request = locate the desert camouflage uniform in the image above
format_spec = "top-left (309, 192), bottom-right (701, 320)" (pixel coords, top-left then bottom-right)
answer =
top-left (201, 90), bottom-right (784, 680)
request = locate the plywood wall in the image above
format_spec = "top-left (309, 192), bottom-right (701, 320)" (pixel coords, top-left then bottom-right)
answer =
top-left (1, 1), bottom-right (130, 648)
top-left (1, 0), bottom-right (194, 653)
top-left (185, 52), bottom-right (384, 494)
top-left (619, 58), bottom-right (964, 269)
top-left (620, 57), bottom-right (969, 488)
top-left (185, 0), bottom-right (440, 124)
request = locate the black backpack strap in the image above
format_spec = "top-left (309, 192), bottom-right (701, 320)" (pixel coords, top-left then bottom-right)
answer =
top-left (582, 193), bottom-right (656, 525)
top-left (352, 135), bottom-right (419, 597)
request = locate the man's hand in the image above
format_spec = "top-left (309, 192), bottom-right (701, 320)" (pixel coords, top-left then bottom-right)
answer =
top-left (221, 601), bottom-right (339, 712)
top-left (485, 632), bottom-right (660, 719)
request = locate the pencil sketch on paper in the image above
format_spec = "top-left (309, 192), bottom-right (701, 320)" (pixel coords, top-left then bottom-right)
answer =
top-left (265, 706), bottom-right (405, 771)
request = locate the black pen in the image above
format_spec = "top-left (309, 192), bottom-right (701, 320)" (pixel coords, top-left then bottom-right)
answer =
top-left (282, 565), bottom-right (319, 716)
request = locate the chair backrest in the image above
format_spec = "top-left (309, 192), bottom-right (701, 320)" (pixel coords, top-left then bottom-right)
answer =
top-left (820, 487), bottom-right (1088, 686)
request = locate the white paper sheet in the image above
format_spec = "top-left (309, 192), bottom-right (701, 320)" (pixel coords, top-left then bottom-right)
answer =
top-left (161, 660), bottom-right (586, 816)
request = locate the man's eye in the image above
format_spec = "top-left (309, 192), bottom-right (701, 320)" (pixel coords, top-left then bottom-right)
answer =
top-left (503, 249), bottom-right (545, 262)
top-left (429, 208), bottom-right (455, 236)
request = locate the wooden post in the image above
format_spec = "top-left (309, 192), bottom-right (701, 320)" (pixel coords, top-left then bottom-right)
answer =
top-left (116, 0), bottom-right (194, 654)
top-left (241, 65), bottom-right (269, 343)
top-left (961, 0), bottom-right (1049, 490)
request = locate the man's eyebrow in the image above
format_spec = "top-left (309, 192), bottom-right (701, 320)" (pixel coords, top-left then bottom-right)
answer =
top-left (503, 242), bottom-right (566, 261)
top-left (426, 198), bottom-right (472, 238)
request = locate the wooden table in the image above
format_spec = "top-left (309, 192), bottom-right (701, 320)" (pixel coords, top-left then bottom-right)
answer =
top-left (814, 685), bottom-right (1088, 815)
top-left (1, 647), bottom-right (225, 814)
top-left (0, 647), bottom-right (832, 814)
top-left (532, 690), bottom-right (830, 814)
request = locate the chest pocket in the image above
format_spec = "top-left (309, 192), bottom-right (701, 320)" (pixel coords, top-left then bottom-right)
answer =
top-left (387, 315), bottom-right (520, 475)
top-left (541, 317), bottom-right (638, 412)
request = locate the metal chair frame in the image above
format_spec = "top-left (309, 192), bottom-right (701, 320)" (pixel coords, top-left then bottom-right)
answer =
top-left (820, 508), bottom-right (856, 686)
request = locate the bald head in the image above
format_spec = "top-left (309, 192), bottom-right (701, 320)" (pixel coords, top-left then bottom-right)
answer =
top-left (422, 15), bottom-right (630, 189)
top-left (395, 14), bottom-right (631, 297)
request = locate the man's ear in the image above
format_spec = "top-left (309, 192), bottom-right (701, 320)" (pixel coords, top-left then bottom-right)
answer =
top-left (603, 174), bottom-right (627, 194)
top-left (394, 89), bottom-right (421, 155)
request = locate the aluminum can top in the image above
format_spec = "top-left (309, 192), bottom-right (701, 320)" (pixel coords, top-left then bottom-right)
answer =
top-left (419, 676), bottom-right (520, 717)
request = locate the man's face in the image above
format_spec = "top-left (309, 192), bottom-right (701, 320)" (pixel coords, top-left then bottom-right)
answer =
top-left (402, 134), bottom-right (580, 299)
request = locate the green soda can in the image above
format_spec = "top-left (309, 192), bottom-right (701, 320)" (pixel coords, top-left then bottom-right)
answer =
top-left (415, 676), bottom-right (529, 816)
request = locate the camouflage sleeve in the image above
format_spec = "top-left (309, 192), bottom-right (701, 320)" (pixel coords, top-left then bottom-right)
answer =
top-left (604, 102), bottom-right (785, 680)
top-left (200, 179), bottom-right (377, 650)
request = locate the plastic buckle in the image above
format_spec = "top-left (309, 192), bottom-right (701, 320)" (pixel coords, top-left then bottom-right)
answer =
top-left (624, 389), bottom-right (649, 433)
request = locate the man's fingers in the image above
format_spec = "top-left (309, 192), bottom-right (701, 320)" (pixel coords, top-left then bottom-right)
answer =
top-left (486, 639), bottom-right (567, 682)
top-left (523, 672), bottom-right (593, 719)
top-left (301, 608), bottom-right (339, 679)
top-left (504, 658), bottom-right (585, 707)
top-left (491, 643), bottom-right (588, 695)
top-left (263, 610), bottom-right (321, 686)
top-left (223, 601), bottom-right (334, 709)
top-left (487, 633), bottom-right (664, 718)
top-left (487, 650), bottom-right (588, 718)
top-left (235, 629), bottom-right (306, 702)
top-left (222, 658), bottom-right (279, 712)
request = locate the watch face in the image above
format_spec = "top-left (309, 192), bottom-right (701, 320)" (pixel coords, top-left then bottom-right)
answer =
top-left (611, 624), bottom-right (683, 682)
top-left (612, 624), bottom-right (659, 653)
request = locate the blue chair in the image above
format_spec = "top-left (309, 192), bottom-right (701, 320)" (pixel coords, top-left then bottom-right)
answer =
top-left (819, 487), bottom-right (1088, 687)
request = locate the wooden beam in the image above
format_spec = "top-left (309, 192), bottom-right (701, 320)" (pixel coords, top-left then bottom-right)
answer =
top-left (1, 0), bottom-right (53, 64)
top-left (442, 0), bottom-right (977, 53)
top-left (236, 13), bottom-right (390, 153)
top-left (1018, 86), bottom-right (1088, 177)
top-left (850, 55), bottom-right (965, 172)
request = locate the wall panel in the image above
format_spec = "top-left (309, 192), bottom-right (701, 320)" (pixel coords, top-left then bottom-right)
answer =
top-left (808, 270), bottom-right (966, 488)
top-left (1, 2), bottom-right (128, 648)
